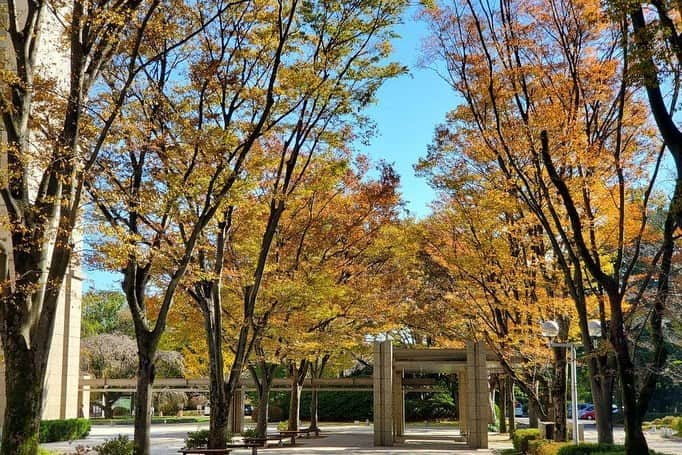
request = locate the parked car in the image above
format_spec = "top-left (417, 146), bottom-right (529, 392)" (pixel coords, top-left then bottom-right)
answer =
top-left (244, 404), bottom-right (253, 416)
top-left (579, 404), bottom-right (619, 420)
top-left (579, 406), bottom-right (595, 420)
top-left (568, 402), bottom-right (592, 418)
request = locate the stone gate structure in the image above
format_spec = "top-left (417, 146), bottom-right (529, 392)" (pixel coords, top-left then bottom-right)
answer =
top-left (373, 340), bottom-right (501, 449)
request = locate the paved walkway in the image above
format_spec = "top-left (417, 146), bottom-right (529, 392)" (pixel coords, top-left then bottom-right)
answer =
top-left (43, 423), bottom-right (508, 454)
top-left (42, 422), bottom-right (682, 454)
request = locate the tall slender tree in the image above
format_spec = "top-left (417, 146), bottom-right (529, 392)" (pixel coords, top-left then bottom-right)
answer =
top-left (0, 0), bottom-right (164, 452)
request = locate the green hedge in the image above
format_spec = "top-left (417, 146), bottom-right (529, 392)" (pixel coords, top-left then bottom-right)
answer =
top-left (39, 418), bottom-right (91, 443)
top-left (300, 391), bottom-right (373, 421)
top-left (557, 443), bottom-right (622, 455)
top-left (556, 443), bottom-right (666, 455)
top-left (512, 429), bottom-right (540, 453)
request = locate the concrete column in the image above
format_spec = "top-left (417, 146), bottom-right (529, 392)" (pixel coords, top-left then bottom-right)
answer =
top-left (229, 388), bottom-right (245, 434)
top-left (466, 341), bottom-right (489, 449)
top-left (458, 373), bottom-right (468, 436)
top-left (392, 369), bottom-right (405, 438)
top-left (77, 374), bottom-right (91, 418)
top-left (373, 340), bottom-right (393, 446)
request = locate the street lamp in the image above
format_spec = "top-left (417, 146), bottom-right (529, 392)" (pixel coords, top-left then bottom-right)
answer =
top-left (540, 319), bottom-right (602, 445)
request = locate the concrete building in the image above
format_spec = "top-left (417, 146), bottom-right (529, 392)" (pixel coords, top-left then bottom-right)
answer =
top-left (0, 0), bottom-right (83, 425)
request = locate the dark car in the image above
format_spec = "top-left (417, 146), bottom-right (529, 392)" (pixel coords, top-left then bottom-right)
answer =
top-left (244, 404), bottom-right (253, 416)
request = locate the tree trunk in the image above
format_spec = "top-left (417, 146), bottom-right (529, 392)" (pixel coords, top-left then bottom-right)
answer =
top-left (256, 381), bottom-right (271, 438)
top-left (591, 367), bottom-right (614, 444)
top-left (207, 360), bottom-right (229, 448)
top-left (499, 376), bottom-right (508, 433)
top-left (553, 344), bottom-right (567, 441)
top-left (310, 388), bottom-right (320, 431)
top-left (102, 392), bottom-right (123, 419)
top-left (1, 341), bottom-right (43, 455)
top-left (104, 402), bottom-right (114, 419)
top-left (288, 379), bottom-right (303, 431)
top-left (288, 360), bottom-right (309, 431)
top-left (133, 350), bottom-right (156, 455)
top-left (506, 377), bottom-right (516, 435)
top-left (529, 400), bottom-right (539, 428)
top-left (610, 306), bottom-right (649, 454)
top-left (201, 293), bottom-right (229, 448)
top-left (309, 355), bottom-right (329, 431)
top-left (251, 362), bottom-right (276, 438)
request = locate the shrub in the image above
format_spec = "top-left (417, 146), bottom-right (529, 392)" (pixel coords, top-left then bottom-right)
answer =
top-left (277, 421), bottom-right (288, 431)
top-left (513, 429), bottom-right (541, 453)
top-left (39, 418), bottom-right (91, 443)
top-left (528, 440), bottom-right (571, 455)
top-left (185, 429), bottom-right (210, 448)
top-left (242, 428), bottom-right (259, 439)
top-left (93, 435), bottom-right (135, 455)
top-left (557, 443), bottom-right (623, 455)
top-left (112, 406), bottom-right (129, 417)
top-left (154, 390), bottom-right (187, 415)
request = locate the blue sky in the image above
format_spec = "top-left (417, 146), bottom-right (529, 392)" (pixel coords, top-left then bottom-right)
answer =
top-left (84, 9), bottom-right (454, 291)
top-left (361, 12), bottom-right (454, 218)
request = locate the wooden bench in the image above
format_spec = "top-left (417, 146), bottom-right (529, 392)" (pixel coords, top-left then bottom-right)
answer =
top-left (244, 434), bottom-right (286, 447)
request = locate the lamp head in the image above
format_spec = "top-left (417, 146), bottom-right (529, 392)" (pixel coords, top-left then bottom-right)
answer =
top-left (540, 320), bottom-right (560, 338)
top-left (588, 319), bottom-right (602, 338)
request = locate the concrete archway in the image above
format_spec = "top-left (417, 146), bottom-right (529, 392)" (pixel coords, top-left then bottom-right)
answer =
top-left (373, 340), bottom-right (502, 449)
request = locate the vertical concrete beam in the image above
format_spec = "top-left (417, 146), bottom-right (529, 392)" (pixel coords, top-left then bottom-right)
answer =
top-left (392, 369), bottom-right (405, 438)
top-left (373, 340), bottom-right (393, 446)
top-left (229, 388), bottom-right (245, 434)
top-left (78, 374), bottom-right (91, 419)
top-left (466, 341), bottom-right (489, 449)
top-left (458, 373), bottom-right (468, 437)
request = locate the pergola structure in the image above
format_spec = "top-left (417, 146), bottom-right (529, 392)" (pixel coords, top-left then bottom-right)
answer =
top-left (373, 340), bottom-right (503, 449)
top-left (79, 340), bottom-right (502, 449)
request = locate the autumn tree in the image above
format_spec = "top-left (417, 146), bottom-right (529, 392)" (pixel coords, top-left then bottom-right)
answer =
top-left (0, 0), bottom-right (170, 451)
top-left (417, 187), bottom-right (574, 439)
top-left (225, 156), bottom-right (402, 437)
top-left (89, 1), bottom-right (407, 451)
top-left (421, 0), bottom-right (662, 450)
top-left (619, 0), bottom-right (682, 448)
top-left (179, 0), bottom-right (408, 447)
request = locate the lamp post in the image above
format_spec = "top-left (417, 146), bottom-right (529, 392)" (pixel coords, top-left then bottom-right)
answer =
top-left (540, 319), bottom-right (602, 445)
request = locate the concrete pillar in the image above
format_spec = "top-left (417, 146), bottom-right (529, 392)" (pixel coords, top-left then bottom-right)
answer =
top-left (458, 373), bottom-right (468, 436)
top-left (229, 388), bottom-right (245, 434)
top-left (373, 340), bottom-right (393, 446)
top-left (77, 374), bottom-right (91, 419)
top-left (392, 369), bottom-right (405, 438)
top-left (466, 341), bottom-right (489, 449)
